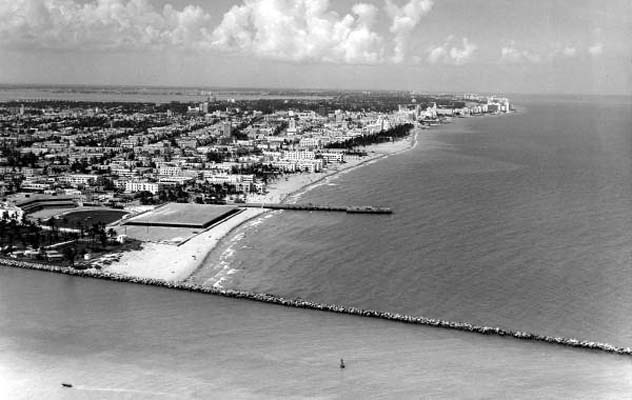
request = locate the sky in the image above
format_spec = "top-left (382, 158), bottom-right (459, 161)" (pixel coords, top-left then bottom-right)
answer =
top-left (0, 0), bottom-right (630, 95)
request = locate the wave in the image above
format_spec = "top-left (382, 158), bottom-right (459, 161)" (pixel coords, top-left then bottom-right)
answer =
top-left (2, 258), bottom-right (631, 357)
top-left (73, 386), bottom-right (178, 397)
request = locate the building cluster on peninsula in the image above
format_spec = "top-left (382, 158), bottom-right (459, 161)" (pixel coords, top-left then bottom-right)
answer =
top-left (0, 90), bottom-right (510, 263)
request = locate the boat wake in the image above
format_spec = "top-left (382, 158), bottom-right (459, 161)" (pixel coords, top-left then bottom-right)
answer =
top-left (72, 386), bottom-right (178, 397)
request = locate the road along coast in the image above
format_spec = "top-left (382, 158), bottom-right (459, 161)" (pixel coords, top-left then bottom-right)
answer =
top-left (2, 256), bottom-right (631, 357)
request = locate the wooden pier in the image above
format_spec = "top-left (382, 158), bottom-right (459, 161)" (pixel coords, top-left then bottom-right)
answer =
top-left (241, 203), bottom-right (392, 214)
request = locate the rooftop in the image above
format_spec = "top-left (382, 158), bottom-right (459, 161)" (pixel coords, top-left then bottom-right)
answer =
top-left (123, 203), bottom-right (241, 229)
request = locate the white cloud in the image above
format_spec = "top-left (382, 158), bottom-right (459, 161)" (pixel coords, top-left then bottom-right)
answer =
top-left (561, 46), bottom-right (577, 57)
top-left (211, 0), bottom-right (385, 64)
top-left (588, 42), bottom-right (603, 56)
top-left (426, 36), bottom-right (477, 65)
top-left (500, 41), bottom-right (542, 63)
top-left (0, 0), bottom-right (444, 66)
top-left (385, 0), bottom-right (434, 63)
top-left (502, 42), bottom-right (605, 63)
top-left (0, 0), bottom-right (213, 51)
top-left (548, 44), bottom-right (578, 59)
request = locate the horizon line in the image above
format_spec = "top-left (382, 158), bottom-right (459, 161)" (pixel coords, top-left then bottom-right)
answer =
top-left (0, 82), bottom-right (629, 98)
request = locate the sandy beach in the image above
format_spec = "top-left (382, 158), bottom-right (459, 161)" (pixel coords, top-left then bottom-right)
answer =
top-left (102, 129), bottom-right (420, 282)
top-left (103, 208), bottom-right (267, 281)
top-left (249, 128), bottom-right (419, 204)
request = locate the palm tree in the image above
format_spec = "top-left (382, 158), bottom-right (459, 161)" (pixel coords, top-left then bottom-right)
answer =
top-left (62, 246), bottom-right (76, 266)
top-left (88, 223), bottom-right (98, 244)
top-left (48, 218), bottom-right (58, 243)
top-left (0, 219), bottom-right (6, 242)
top-left (99, 230), bottom-right (108, 247)
top-left (6, 233), bottom-right (14, 251)
top-left (107, 228), bottom-right (117, 241)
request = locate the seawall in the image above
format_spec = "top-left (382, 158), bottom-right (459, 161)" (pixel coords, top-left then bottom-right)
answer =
top-left (1, 257), bottom-right (630, 357)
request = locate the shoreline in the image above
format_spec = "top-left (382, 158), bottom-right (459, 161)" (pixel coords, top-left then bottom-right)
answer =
top-left (185, 129), bottom-right (420, 286)
top-left (1, 257), bottom-right (630, 357)
top-left (103, 128), bottom-right (419, 283)
top-left (251, 128), bottom-right (419, 205)
top-left (102, 207), bottom-right (268, 281)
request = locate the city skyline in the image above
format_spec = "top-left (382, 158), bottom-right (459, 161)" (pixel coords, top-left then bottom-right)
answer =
top-left (0, 0), bottom-right (630, 95)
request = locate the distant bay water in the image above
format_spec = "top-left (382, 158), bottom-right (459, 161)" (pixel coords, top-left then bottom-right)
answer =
top-left (193, 95), bottom-right (632, 348)
top-left (0, 85), bottom-right (332, 103)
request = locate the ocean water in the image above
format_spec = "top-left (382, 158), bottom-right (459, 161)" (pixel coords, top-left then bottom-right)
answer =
top-left (2, 267), bottom-right (632, 399)
top-left (193, 96), bottom-right (632, 348)
top-left (3, 95), bottom-right (632, 398)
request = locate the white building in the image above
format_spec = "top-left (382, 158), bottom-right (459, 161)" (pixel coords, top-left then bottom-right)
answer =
top-left (287, 118), bottom-right (298, 135)
top-left (125, 181), bottom-right (163, 195)
top-left (59, 174), bottom-right (96, 187)
top-left (158, 176), bottom-right (194, 185)
top-left (158, 166), bottom-right (183, 176)
top-left (299, 137), bottom-right (321, 148)
top-left (206, 174), bottom-right (240, 185)
top-left (297, 160), bottom-right (323, 173)
top-left (21, 182), bottom-right (52, 191)
top-left (283, 151), bottom-right (316, 161)
top-left (0, 202), bottom-right (24, 222)
top-left (320, 152), bottom-right (345, 163)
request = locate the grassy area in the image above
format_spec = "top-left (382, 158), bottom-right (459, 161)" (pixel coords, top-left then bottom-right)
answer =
top-left (51, 209), bottom-right (128, 229)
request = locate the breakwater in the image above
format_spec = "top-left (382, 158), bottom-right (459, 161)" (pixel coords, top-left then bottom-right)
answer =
top-left (1, 257), bottom-right (630, 357)
top-left (242, 203), bottom-right (393, 214)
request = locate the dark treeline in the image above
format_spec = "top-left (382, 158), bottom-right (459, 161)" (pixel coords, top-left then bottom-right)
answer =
top-left (2, 100), bottom-right (159, 114)
top-left (2, 91), bottom-right (474, 118)
top-left (4, 94), bottom-right (446, 117)
top-left (325, 123), bottom-right (413, 149)
top-left (0, 213), bottom-right (116, 259)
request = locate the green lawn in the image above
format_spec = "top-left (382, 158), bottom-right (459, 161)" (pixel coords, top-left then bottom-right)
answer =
top-left (53, 210), bottom-right (128, 229)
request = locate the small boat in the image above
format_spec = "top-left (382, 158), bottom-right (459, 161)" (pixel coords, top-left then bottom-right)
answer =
top-left (339, 359), bottom-right (345, 369)
top-left (61, 383), bottom-right (73, 388)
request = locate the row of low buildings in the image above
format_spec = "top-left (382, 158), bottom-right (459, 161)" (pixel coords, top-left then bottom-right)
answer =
top-left (397, 96), bottom-right (512, 121)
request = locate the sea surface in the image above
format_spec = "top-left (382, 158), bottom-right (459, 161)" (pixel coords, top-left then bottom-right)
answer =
top-left (2, 95), bottom-right (632, 398)
top-left (2, 267), bottom-right (632, 399)
top-left (193, 95), bottom-right (632, 348)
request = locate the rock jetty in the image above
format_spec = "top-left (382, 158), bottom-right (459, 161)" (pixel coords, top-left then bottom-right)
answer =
top-left (1, 257), bottom-right (630, 357)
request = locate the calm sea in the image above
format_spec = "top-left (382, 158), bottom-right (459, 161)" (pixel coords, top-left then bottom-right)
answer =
top-left (193, 95), bottom-right (632, 348)
top-left (2, 268), bottom-right (632, 399)
top-left (2, 95), bottom-right (632, 398)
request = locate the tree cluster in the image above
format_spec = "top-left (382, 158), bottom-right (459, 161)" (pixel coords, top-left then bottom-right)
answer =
top-left (324, 124), bottom-right (413, 149)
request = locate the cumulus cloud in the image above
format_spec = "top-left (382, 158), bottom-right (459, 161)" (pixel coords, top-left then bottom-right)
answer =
top-left (426, 36), bottom-right (477, 65)
top-left (0, 0), bottom-right (448, 65)
top-left (501, 41), bottom-right (602, 63)
top-left (0, 0), bottom-right (213, 51)
top-left (500, 41), bottom-right (542, 63)
top-left (588, 42), bottom-right (603, 56)
top-left (547, 44), bottom-right (578, 59)
top-left (385, 0), bottom-right (434, 63)
top-left (211, 0), bottom-right (385, 64)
